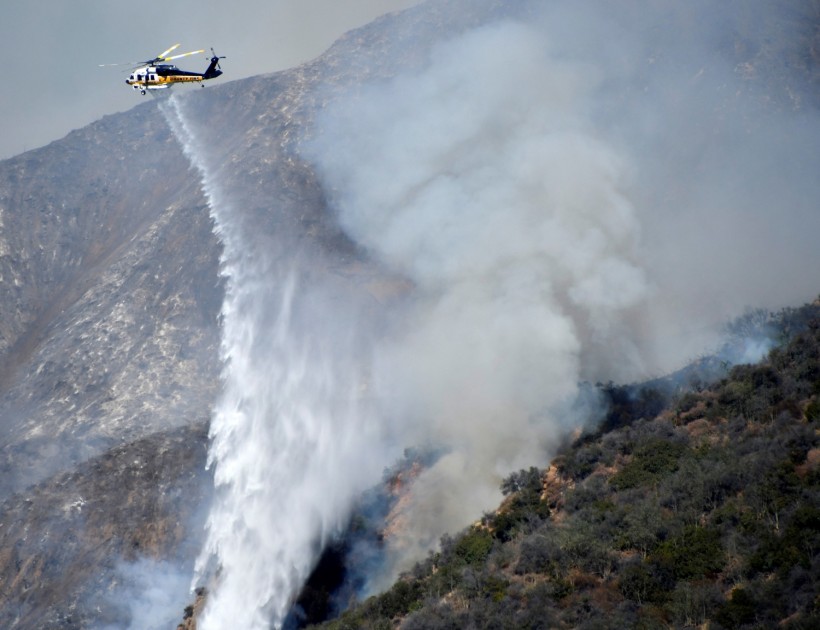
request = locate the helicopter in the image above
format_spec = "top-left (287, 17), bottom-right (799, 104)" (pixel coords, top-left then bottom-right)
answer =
top-left (100, 44), bottom-right (225, 95)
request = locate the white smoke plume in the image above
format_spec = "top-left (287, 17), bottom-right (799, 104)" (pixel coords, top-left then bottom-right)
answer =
top-left (303, 0), bottom-right (820, 580)
top-left (304, 16), bottom-right (648, 579)
top-left (96, 559), bottom-right (192, 630)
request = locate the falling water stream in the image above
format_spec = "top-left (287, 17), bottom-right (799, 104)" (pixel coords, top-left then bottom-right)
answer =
top-left (160, 94), bottom-right (387, 629)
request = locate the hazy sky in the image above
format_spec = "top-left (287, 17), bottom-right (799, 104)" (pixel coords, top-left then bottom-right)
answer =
top-left (0, 0), bottom-right (421, 160)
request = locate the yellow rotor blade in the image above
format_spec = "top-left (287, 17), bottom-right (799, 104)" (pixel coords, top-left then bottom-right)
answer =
top-left (157, 43), bottom-right (181, 59)
top-left (164, 49), bottom-right (206, 61)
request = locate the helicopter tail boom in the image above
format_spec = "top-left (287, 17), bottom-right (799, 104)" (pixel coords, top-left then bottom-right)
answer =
top-left (203, 49), bottom-right (225, 80)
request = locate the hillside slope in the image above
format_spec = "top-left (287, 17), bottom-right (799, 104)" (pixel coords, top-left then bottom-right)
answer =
top-left (315, 300), bottom-right (820, 629)
top-left (0, 105), bottom-right (222, 497)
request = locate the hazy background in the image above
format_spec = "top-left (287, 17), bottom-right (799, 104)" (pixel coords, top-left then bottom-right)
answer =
top-left (0, 0), bottom-right (421, 160)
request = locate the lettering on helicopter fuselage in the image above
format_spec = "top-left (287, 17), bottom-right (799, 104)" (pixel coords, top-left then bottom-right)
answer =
top-left (127, 76), bottom-right (202, 86)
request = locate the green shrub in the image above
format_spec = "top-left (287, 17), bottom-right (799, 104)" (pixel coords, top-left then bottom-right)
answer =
top-left (482, 574), bottom-right (509, 602)
top-left (610, 439), bottom-right (687, 490)
top-left (749, 505), bottom-right (820, 575)
top-left (619, 562), bottom-right (660, 605)
top-left (666, 580), bottom-right (722, 627)
top-left (676, 391), bottom-right (702, 415)
top-left (514, 533), bottom-right (565, 577)
top-left (652, 525), bottom-right (725, 580)
top-left (714, 587), bottom-right (757, 628)
top-left (492, 467), bottom-right (549, 541)
top-left (453, 527), bottom-right (494, 565)
top-left (717, 380), bottom-right (754, 415)
top-left (374, 579), bottom-right (423, 619)
top-left (806, 398), bottom-right (820, 421)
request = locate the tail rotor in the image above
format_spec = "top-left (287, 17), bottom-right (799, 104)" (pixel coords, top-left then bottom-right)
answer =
top-left (210, 48), bottom-right (226, 70)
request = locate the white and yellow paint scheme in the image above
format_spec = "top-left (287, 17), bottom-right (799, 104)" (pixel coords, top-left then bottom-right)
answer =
top-left (120, 45), bottom-right (224, 95)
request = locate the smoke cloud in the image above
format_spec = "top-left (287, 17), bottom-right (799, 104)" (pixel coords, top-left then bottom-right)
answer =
top-left (96, 559), bottom-right (192, 630)
top-left (304, 15), bottom-right (649, 579)
top-left (161, 0), bottom-right (819, 626)
top-left (303, 0), bottom-right (820, 580)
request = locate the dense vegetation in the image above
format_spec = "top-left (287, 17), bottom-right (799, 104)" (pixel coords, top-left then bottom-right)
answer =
top-left (310, 299), bottom-right (820, 629)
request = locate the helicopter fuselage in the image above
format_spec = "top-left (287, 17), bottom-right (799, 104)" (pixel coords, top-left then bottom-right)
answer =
top-left (101, 45), bottom-right (224, 95)
top-left (127, 65), bottom-right (202, 91)
top-left (126, 56), bottom-right (222, 94)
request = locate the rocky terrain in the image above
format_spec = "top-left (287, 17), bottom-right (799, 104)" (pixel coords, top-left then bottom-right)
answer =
top-left (0, 104), bottom-right (221, 497)
top-left (0, 422), bottom-right (210, 628)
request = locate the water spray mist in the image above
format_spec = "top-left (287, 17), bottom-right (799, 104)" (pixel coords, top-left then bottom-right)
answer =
top-left (161, 94), bottom-right (388, 628)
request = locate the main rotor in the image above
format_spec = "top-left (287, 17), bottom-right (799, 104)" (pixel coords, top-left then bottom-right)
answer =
top-left (142, 43), bottom-right (205, 67)
top-left (98, 43), bottom-right (205, 69)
